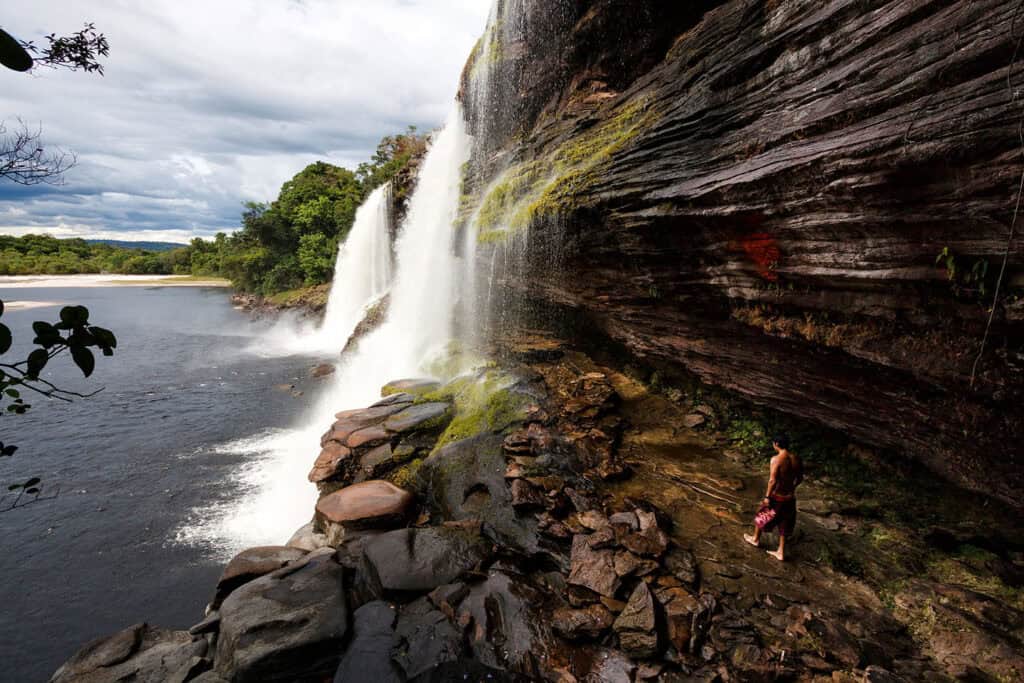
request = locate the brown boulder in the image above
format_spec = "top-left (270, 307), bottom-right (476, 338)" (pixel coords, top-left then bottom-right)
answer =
top-left (613, 550), bottom-right (659, 578)
top-left (310, 363), bottom-right (336, 378)
top-left (308, 442), bottom-right (352, 483)
top-left (552, 604), bottom-right (615, 641)
top-left (655, 586), bottom-right (700, 653)
top-left (346, 425), bottom-right (390, 450)
top-left (578, 510), bottom-right (610, 531)
top-left (212, 546), bottom-right (307, 608)
top-left (381, 378), bottom-right (440, 397)
top-left (510, 478), bottom-right (545, 510)
top-left (315, 480), bottom-right (414, 534)
top-left (619, 526), bottom-right (669, 558)
top-left (327, 404), bottom-right (408, 443)
top-left (613, 582), bottom-right (659, 658)
top-left (568, 534), bottom-right (620, 597)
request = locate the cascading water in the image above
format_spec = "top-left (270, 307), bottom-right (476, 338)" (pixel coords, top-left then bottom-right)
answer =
top-left (255, 183), bottom-right (395, 356)
top-left (180, 105), bottom-right (474, 554)
top-left (318, 182), bottom-right (394, 346)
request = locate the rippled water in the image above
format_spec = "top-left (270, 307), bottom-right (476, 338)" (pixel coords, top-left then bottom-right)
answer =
top-left (0, 284), bottom-right (332, 682)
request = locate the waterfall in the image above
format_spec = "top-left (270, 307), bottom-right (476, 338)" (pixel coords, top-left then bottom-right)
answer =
top-left (255, 183), bottom-right (394, 356)
top-left (318, 182), bottom-right (393, 347)
top-left (320, 104), bottom-right (473, 403)
top-left (183, 105), bottom-right (474, 554)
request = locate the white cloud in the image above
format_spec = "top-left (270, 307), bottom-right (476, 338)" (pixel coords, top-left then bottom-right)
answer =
top-left (0, 0), bottom-right (490, 242)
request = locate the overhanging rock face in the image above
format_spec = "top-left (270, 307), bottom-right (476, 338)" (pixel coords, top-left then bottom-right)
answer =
top-left (462, 0), bottom-right (1024, 504)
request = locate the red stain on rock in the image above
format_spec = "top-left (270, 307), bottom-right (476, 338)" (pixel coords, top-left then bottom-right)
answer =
top-left (731, 232), bottom-right (780, 281)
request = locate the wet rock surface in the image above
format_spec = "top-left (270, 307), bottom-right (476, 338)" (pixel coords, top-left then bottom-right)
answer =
top-left (50, 623), bottom-right (203, 683)
top-left (315, 480), bottom-right (414, 533)
top-left (52, 361), bottom-right (1024, 682)
top-left (465, 0), bottom-right (1024, 506)
top-left (362, 524), bottom-right (491, 594)
top-left (212, 546), bottom-right (308, 609)
top-left (333, 601), bottom-right (402, 683)
top-left (215, 548), bottom-right (348, 682)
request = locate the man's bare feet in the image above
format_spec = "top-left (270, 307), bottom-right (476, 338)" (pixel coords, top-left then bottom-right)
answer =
top-left (743, 534), bottom-right (760, 548)
top-left (767, 549), bottom-right (785, 562)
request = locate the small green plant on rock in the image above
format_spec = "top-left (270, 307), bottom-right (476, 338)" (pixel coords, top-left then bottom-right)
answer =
top-left (936, 246), bottom-right (992, 299)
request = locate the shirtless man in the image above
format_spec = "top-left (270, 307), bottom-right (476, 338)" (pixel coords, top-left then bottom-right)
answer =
top-left (744, 434), bottom-right (803, 561)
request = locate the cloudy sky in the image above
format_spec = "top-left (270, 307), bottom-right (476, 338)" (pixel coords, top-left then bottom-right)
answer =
top-left (0, 1), bottom-right (490, 243)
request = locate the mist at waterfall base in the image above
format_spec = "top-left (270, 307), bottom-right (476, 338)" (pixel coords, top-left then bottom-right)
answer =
top-left (181, 106), bottom-right (475, 554)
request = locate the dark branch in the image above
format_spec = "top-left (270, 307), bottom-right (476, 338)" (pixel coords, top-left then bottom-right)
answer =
top-left (0, 120), bottom-right (76, 186)
top-left (18, 23), bottom-right (109, 74)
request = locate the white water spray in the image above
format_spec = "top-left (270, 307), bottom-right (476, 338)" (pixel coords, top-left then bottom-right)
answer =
top-left (254, 184), bottom-right (395, 357)
top-left (181, 106), bottom-right (474, 555)
top-left (319, 183), bottom-right (393, 345)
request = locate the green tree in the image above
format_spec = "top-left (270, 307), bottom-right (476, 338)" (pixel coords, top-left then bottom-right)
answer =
top-left (297, 233), bottom-right (336, 285)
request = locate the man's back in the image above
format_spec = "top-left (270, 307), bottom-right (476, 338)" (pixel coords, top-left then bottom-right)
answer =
top-left (772, 451), bottom-right (803, 498)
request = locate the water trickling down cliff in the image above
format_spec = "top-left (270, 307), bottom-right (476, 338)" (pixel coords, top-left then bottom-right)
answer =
top-left (457, 0), bottom-right (1024, 506)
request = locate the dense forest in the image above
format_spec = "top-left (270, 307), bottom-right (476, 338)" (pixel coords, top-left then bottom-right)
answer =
top-left (0, 129), bottom-right (426, 294)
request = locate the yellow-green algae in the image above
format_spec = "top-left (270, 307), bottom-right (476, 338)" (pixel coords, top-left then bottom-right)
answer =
top-left (473, 97), bottom-right (659, 245)
top-left (420, 369), bottom-right (533, 453)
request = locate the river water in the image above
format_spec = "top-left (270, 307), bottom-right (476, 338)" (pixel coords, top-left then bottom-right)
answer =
top-left (0, 282), bottom-right (332, 682)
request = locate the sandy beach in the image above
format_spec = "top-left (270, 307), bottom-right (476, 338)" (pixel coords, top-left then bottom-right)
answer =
top-left (0, 275), bottom-right (231, 289)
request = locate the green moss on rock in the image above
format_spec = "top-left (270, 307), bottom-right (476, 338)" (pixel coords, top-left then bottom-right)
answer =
top-left (390, 458), bottom-right (424, 490)
top-left (425, 370), bottom-right (534, 452)
top-left (472, 96), bottom-right (659, 243)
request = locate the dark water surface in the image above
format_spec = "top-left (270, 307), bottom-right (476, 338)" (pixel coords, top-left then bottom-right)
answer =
top-left (0, 284), bottom-right (327, 682)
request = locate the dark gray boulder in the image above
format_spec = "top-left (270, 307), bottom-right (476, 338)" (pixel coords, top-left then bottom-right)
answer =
top-left (50, 623), bottom-right (204, 683)
top-left (362, 523), bottom-right (491, 594)
top-left (334, 601), bottom-right (403, 683)
top-left (214, 548), bottom-right (347, 682)
top-left (393, 597), bottom-right (465, 679)
top-left (420, 434), bottom-right (543, 557)
top-left (458, 570), bottom-right (557, 679)
top-left (212, 546), bottom-right (307, 609)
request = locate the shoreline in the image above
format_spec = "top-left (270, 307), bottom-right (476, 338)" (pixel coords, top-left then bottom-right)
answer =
top-left (0, 275), bottom-right (231, 289)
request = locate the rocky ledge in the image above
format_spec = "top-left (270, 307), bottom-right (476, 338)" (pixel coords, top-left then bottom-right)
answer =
top-left (52, 357), bottom-right (1023, 682)
top-left (459, 0), bottom-right (1024, 507)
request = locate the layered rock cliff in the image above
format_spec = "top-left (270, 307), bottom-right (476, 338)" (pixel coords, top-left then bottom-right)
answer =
top-left (460, 0), bottom-right (1024, 505)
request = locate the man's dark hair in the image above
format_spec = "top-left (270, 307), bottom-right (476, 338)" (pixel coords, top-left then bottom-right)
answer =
top-left (773, 434), bottom-right (791, 450)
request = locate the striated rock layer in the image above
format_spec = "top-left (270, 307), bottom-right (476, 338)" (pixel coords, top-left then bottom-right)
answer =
top-left (461, 0), bottom-right (1024, 504)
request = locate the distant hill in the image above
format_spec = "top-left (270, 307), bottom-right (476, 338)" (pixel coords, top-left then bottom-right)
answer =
top-left (86, 239), bottom-right (187, 252)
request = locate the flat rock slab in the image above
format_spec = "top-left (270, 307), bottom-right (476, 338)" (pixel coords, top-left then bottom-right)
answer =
top-left (363, 524), bottom-right (491, 593)
top-left (381, 378), bottom-right (441, 397)
top-left (372, 392), bottom-right (415, 407)
top-left (316, 480), bottom-right (414, 530)
top-left (308, 442), bottom-right (352, 483)
top-left (215, 549), bottom-right (348, 682)
top-left (384, 402), bottom-right (452, 434)
top-left (328, 404), bottom-right (409, 444)
top-left (213, 546), bottom-right (307, 608)
top-left (346, 425), bottom-right (390, 450)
